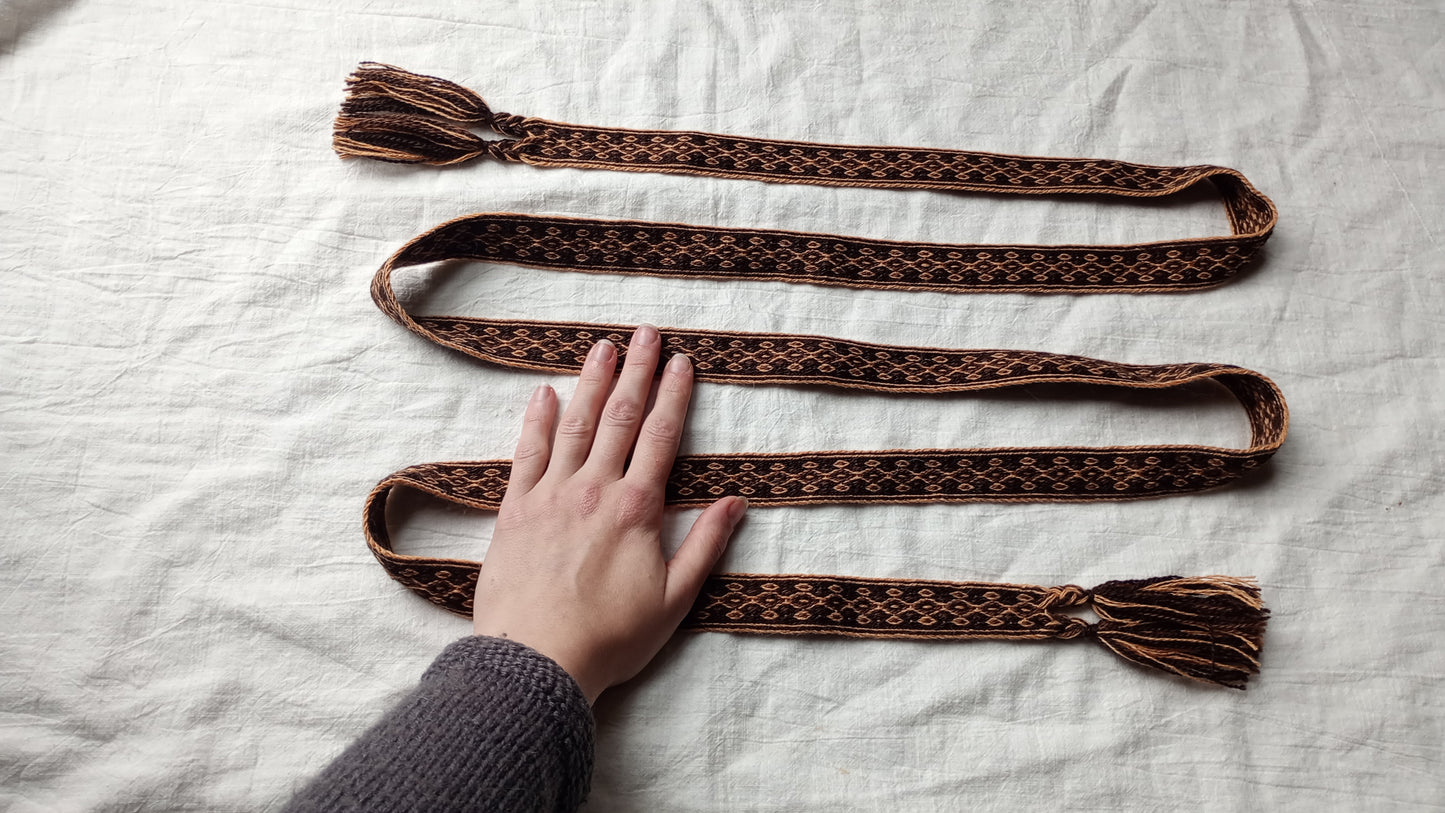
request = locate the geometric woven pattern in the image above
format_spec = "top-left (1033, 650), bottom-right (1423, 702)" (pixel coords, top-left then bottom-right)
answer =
top-left (505, 126), bottom-right (1278, 290)
top-left (682, 576), bottom-right (1092, 640)
top-left (387, 212), bottom-right (1258, 294)
top-left (336, 62), bottom-right (1278, 294)
top-left (334, 65), bottom-right (1280, 688)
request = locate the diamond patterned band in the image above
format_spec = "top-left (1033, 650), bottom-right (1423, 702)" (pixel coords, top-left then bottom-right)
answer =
top-left (338, 64), bottom-right (1278, 687)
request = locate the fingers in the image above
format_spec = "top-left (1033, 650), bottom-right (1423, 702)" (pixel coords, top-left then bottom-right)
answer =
top-left (586, 325), bottom-right (663, 475)
top-left (663, 496), bottom-right (747, 621)
top-left (546, 338), bottom-right (617, 477)
top-left (625, 351), bottom-right (693, 484)
top-left (505, 384), bottom-right (557, 496)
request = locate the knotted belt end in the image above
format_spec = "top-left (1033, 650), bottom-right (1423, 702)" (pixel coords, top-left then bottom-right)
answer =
top-left (365, 467), bottom-right (1271, 689)
top-left (1088, 575), bottom-right (1268, 690)
top-left (682, 572), bottom-right (1267, 689)
top-left (334, 62), bottom-right (519, 165)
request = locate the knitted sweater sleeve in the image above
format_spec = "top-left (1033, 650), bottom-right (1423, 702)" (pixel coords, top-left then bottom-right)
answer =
top-left (281, 636), bottom-right (595, 813)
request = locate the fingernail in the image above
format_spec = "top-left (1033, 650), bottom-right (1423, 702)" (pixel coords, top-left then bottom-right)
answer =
top-left (530, 384), bottom-right (551, 403)
top-left (727, 497), bottom-right (748, 525)
top-left (635, 324), bottom-right (659, 346)
top-left (588, 339), bottom-right (615, 364)
top-left (666, 352), bottom-right (691, 373)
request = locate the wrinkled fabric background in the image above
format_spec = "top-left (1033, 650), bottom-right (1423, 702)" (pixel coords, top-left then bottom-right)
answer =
top-left (2, 1), bottom-right (1442, 810)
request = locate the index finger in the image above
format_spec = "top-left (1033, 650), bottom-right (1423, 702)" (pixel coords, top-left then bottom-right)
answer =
top-left (625, 352), bottom-right (693, 484)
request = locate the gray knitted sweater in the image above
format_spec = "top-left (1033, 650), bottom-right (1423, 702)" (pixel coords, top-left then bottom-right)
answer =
top-left (282, 636), bottom-right (595, 813)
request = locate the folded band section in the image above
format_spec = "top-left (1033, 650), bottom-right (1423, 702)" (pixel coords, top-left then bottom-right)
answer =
top-left (336, 62), bottom-right (1276, 290)
top-left (362, 478), bottom-right (1266, 690)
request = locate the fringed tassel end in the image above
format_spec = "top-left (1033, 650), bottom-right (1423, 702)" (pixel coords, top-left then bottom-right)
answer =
top-left (340, 62), bottom-right (492, 124)
top-left (333, 114), bottom-right (489, 165)
top-left (333, 63), bottom-right (498, 165)
top-left (1088, 576), bottom-right (1269, 690)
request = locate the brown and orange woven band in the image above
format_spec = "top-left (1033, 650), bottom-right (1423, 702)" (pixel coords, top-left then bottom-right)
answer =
top-left (338, 64), bottom-right (1280, 688)
top-left (336, 62), bottom-right (1277, 292)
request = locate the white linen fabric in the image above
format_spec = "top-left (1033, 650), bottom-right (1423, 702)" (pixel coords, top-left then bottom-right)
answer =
top-left (2, 1), bottom-right (1442, 810)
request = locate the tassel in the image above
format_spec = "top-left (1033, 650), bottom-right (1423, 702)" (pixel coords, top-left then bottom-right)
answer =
top-left (333, 63), bottom-right (507, 164)
top-left (340, 62), bottom-right (493, 125)
top-left (1088, 576), bottom-right (1269, 690)
top-left (333, 113), bottom-right (489, 165)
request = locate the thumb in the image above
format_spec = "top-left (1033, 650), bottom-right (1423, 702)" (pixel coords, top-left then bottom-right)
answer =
top-left (663, 496), bottom-right (747, 620)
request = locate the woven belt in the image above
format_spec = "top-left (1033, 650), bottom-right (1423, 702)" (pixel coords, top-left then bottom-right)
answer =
top-left (339, 64), bottom-right (1281, 688)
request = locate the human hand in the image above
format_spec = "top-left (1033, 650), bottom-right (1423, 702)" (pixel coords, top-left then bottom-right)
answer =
top-left (471, 325), bottom-right (747, 703)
